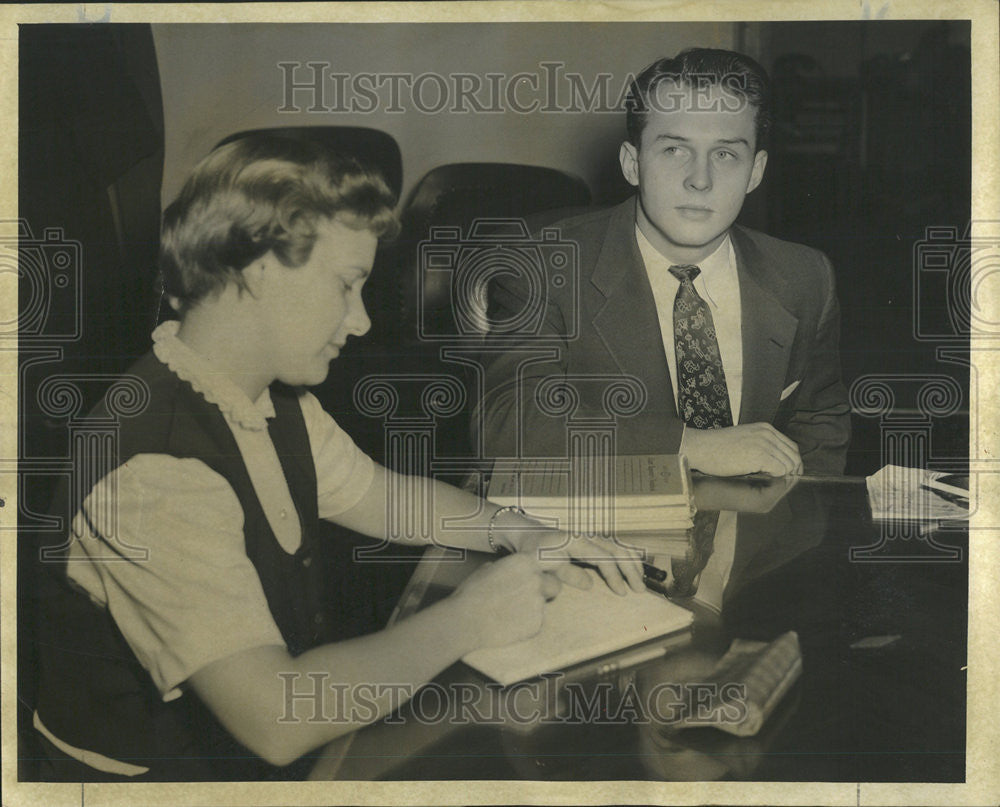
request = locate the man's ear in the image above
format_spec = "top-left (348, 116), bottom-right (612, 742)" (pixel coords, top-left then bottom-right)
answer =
top-left (746, 149), bottom-right (768, 194)
top-left (619, 141), bottom-right (640, 187)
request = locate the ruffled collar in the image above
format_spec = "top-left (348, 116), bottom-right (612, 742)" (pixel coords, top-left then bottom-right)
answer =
top-left (152, 320), bottom-right (275, 431)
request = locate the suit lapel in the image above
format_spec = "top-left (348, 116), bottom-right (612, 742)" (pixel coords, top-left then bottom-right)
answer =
top-left (591, 199), bottom-right (675, 413)
top-left (587, 214), bottom-right (799, 426)
top-left (731, 227), bottom-right (798, 425)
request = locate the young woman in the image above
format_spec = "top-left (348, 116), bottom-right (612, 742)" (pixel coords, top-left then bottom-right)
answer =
top-left (32, 134), bottom-right (644, 781)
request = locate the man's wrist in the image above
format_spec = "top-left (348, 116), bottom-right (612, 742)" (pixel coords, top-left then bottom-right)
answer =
top-left (679, 424), bottom-right (701, 471)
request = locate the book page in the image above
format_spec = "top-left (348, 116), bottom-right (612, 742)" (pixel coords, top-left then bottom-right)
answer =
top-left (463, 570), bottom-right (694, 686)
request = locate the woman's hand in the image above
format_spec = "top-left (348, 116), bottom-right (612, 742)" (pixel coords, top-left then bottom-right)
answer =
top-left (506, 525), bottom-right (646, 596)
top-left (450, 553), bottom-right (561, 648)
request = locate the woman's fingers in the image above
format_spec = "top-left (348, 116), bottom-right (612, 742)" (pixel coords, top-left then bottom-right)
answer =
top-left (552, 562), bottom-right (594, 590)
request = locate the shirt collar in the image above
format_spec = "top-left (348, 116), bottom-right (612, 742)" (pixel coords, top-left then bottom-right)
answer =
top-left (635, 226), bottom-right (736, 305)
top-left (151, 320), bottom-right (275, 431)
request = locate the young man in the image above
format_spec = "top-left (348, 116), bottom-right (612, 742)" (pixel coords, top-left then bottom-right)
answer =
top-left (31, 134), bottom-right (644, 781)
top-left (476, 49), bottom-right (850, 476)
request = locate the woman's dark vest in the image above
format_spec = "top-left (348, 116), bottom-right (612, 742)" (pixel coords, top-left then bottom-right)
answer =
top-left (33, 353), bottom-right (337, 780)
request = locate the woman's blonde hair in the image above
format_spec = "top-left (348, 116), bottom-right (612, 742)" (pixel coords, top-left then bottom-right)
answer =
top-left (159, 134), bottom-right (399, 311)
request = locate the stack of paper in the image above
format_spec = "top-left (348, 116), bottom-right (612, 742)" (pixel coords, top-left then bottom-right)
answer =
top-left (488, 454), bottom-right (696, 532)
top-left (866, 465), bottom-right (970, 520)
top-left (462, 569), bottom-right (694, 685)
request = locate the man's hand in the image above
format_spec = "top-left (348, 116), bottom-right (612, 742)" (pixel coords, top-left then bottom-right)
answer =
top-left (681, 423), bottom-right (803, 477)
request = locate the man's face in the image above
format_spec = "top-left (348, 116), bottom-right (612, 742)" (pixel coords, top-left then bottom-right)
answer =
top-left (620, 81), bottom-right (767, 264)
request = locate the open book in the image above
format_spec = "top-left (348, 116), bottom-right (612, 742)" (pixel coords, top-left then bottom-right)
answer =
top-left (487, 454), bottom-right (696, 532)
top-left (462, 569), bottom-right (694, 686)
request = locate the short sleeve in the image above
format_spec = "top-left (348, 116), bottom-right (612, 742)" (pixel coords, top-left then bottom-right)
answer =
top-left (66, 455), bottom-right (287, 701)
top-left (299, 391), bottom-right (375, 518)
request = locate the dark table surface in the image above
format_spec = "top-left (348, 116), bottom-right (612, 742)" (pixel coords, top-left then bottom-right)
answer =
top-left (309, 474), bottom-right (968, 782)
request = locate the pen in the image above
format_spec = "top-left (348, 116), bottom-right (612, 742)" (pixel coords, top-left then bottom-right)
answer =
top-left (642, 561), bottom-right (668, 582)
top-left (583, 643), bottom-right (671, 677)
top-left (920, 483), bottom-right (969, 509)
top-left (921, 478), bottom-right (969, 499)
top-left (494, 546), bottom-right (671, 593)
top-left (561, 632), bottom-right (692, 684)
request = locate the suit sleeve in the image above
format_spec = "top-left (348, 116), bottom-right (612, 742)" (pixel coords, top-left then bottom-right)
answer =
top-left (472, 265), bottom-right (686, 460)
top-left (781, 253), bottom-right (851, 474)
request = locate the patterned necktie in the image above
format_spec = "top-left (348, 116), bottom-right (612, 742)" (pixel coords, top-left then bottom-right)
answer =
top-left (669, 264), bottom-right (733, 429)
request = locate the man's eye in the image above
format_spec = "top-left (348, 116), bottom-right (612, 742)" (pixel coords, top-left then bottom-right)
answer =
top-left (715, 150), bottom-right (736, 161)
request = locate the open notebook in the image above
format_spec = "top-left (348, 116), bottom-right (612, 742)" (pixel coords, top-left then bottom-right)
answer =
top-left (462, 569), bottom-right (694, 686)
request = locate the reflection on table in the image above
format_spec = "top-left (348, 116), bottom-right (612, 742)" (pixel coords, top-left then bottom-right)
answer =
top-left (309, 475), bottom-right (967, 782)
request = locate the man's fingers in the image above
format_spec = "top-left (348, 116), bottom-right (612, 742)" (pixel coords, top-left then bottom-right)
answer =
top-left (749, 429), bottom-right (801, 475)
top-left (756, 422), bottom-right (800, 453)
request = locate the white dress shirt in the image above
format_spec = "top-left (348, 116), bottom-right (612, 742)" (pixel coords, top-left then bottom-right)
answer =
top-left (636, 227), bottom-right (744, 423)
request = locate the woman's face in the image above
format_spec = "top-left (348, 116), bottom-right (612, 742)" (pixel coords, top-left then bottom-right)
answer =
top-left (259, 215), bottom-right (376, 388)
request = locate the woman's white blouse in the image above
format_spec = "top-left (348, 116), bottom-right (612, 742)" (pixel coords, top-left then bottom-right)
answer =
top-left (65, 322), bottom-right (375, 701)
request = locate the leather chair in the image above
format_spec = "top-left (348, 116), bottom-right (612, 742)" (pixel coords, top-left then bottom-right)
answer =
top-left (387, 162), bottom-right (590, 342)
top-left (355, 162), bottom-right (591, 464)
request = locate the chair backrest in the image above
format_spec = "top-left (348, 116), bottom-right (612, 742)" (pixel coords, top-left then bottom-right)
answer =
top-left (357, 162), bottom-right (592, 462)
top-left (389, 162), bottom-right (591, 342)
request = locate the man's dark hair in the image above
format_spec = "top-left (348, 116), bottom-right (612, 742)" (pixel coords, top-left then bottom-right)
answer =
top-left (625, 48), bottom-right (772, 151)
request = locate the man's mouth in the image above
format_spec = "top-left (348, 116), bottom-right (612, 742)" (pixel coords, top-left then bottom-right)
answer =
top-left (675, 206), bottom-right (713, 220)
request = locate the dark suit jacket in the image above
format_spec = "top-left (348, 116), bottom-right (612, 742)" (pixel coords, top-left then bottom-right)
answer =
top-left (473, 197), bottom-right (850, 474)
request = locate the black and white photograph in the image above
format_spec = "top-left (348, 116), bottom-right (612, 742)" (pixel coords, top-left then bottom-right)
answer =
top-left (3, 2), bottom-right (998, 805)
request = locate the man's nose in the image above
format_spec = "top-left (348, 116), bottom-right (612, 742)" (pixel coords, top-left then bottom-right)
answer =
top-left (684, 154), bottom-right (712, 192)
